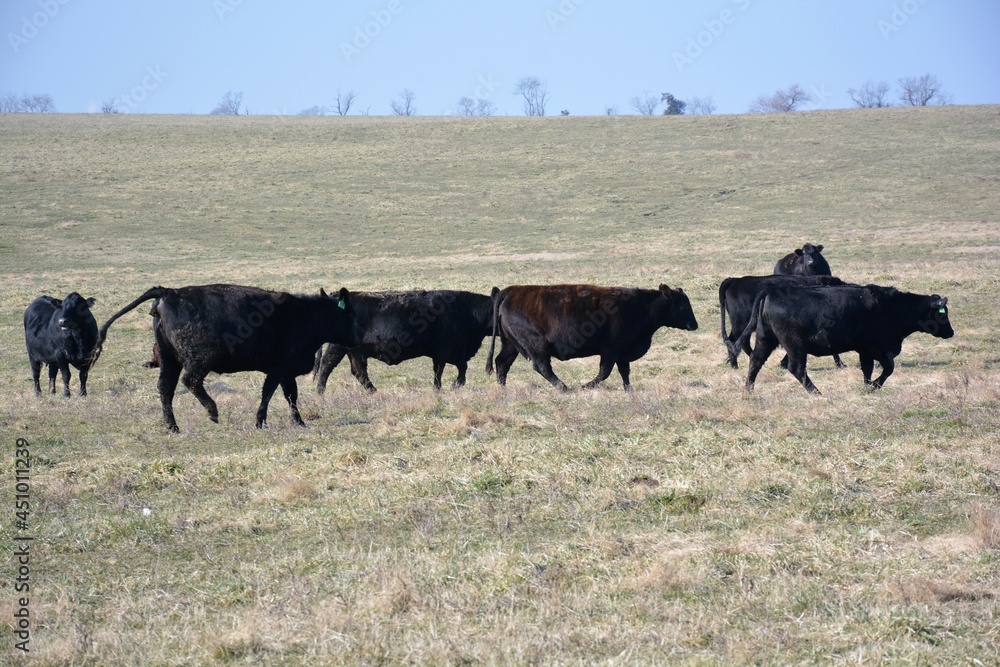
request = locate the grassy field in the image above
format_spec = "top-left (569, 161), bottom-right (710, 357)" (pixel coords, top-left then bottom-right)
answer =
top-left (1, 107), bottom-right (999, 665)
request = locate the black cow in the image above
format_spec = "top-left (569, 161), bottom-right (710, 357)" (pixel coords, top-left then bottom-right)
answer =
top-left (719, 274), bottom-right (846, 368)
top-left (314, 289), bottom-right (496, 393)
top-left (737, 283), bottom-right (953, 394)
top-left (486, 284), bottom-right (698, 391)
top-left (95, 284), bottom-right (358, 432)
top-left (23, 293), bottom-right (99, 396)
top-left (774, 243), bottom-right (831, 276)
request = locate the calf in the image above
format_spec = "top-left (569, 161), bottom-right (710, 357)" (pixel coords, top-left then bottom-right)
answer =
top-left (95, 284), bottom-right (358, 432)
top-left (719, 274), bottom-right (846, 368)
top-left (737, 283), bottom-right (953, 394)
top-left (23, 293), bottom-right (99, 396)
top-left (773, 243), bottom-right (830, 276)
top-left (486, 283), bottom-right (698, 391)
top-left (314, 289), bottom-right (496, 393)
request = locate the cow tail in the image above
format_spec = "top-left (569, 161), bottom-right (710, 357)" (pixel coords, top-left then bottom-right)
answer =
top-left (485, 287), bottom-right (503, 375)
top-left (312, 345), bottom-right (325, 377)
top-left (89, 287), bottom-right (169, 367)
top-left (734, 289), bottom-right (766, 356)
top-left (719, 278), bottom-right (734, 358)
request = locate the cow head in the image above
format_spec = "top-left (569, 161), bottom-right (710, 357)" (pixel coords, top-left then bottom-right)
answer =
top-left (57, 293), bottom-right (97, 330)
top-left (658, 284), bottom-right (698, 331)
top-left (921, 295), bottom-right (954, 339)
top-left (322, 287), bottom-right (361, 347)
top-left (796, 243), bottom-right (831, 276)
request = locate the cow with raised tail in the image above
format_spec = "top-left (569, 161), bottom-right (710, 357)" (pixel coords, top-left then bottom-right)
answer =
top-left (95, 284), bottom-right (358, 432)
top-left (24, 293), bottom-right (99, 396)
top-left (736, 283), bottom-right (953, 394)
top-left (486, 283), bottom-right (698, 391)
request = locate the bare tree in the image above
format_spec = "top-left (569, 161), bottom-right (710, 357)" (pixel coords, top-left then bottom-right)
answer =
top-left (210, 90), bottom-right (244, 115)
top-left (100, 98), bottom-right (121, 114)
top-left (19, 93), bottom-right (55, 113)
top-left (629, 91), bottom-right (660, 115)
top-left (898, 74), bottom-right (951, 106)
top-left (687, 96), bottom-right (716, 115)
top-left (0, 91), bottom-right (22, 113)
top-left (513, 77), bottom-right (549, 116)
top-left (333, 89), bottom-right (357, 116)
top-left (299, 106), bottom-right (327, 116)
top-left (661, 92), bottom-right (686, 115)
top-left (457, 96), bottom-right (496, 116)
top-left (390, 89), bottom-right (417, 116)
top-left (848, 80), bottom-right (892, 108)
top-left (748, 84), bottom-right (812, 113)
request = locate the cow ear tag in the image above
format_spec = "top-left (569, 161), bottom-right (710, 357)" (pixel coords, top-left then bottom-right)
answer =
top-left (338, 299), bottom-right (346, 310)
top-left (938, 307), bottom-right (946, 313)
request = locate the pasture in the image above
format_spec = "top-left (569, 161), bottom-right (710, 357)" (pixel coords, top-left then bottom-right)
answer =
top-left (1, 106), bottom-right (999, 665)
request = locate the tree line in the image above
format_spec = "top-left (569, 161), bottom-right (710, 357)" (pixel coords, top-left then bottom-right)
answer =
top-left (1, 74), bottom-right (954, 117)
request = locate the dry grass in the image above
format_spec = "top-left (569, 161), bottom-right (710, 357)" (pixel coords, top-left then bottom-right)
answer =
top-left (1, 107), bottom-right (999, 665)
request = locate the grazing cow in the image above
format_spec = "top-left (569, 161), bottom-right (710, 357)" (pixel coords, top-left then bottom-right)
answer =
top-left (314, 289), bottom-right (496, 394)
top-left (486, 283), bottom-right (698, 391)
top-left (773, 243), bottom-right (831, 276)
top-left (23, 293), bottom-right (99, 396)
top-left (718, 274), bottom-right (846, 368)
top-left (737, 283), bottom-right (953, 394)
top-left (95, 284), bottom-right (358, 432)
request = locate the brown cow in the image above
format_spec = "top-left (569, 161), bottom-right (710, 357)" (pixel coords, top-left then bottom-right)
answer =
top-left (486, 284), bottom-right (697, 391)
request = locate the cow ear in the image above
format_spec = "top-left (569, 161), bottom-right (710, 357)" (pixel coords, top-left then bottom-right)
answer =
top-left (816, 245), bottom-right (824, 252)
top-left (86, 297), bottom-right (96, 306)
top-left (659, 283), bottom-right (670, 297)
top-left (491, 286), bottom-right (500, 298)
top-left (338, 287), bottom-right (350, 303)
top-left (795, 248), bottom-right (804, 256)
top-left (319, 288), bottom-right (328, 298)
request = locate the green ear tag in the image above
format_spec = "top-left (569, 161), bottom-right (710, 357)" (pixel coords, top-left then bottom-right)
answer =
top-left (938, 307), bottom-right (946, 314)
top-left (338, 299), bottom-right (346, 310)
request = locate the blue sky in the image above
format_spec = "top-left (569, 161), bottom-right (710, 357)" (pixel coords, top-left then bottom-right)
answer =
top-left (1, 0), bottom-right (997, 116)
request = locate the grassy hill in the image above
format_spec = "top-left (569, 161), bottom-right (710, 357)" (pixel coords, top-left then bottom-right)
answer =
top-left (1, 107), bottom-right (998, 664)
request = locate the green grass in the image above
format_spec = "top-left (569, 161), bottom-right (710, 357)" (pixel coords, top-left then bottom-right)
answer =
top-left (1, 107), bottom-right (999, 665)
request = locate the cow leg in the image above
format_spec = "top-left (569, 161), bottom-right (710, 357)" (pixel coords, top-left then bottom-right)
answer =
top-left (451, 361), bottom-right (468, 390)
top-left (494, 339), bottom-right (519, 387)
top-left (29, 359), bottom-right (43, 394)
top-left (47, 363), bottom-right (57, 394)
top-left (78, 365), bottom-right (89, 396)
top-left (860, 354), bottom-right (876, 386)
top-left (786, 353), bottom-right (820, 394)
top-left (833, 353), bottom-right (847, 369)
top-left (181, 370), bottom-right (218, 424)
top-left (745, 338), bottom-right (778, 390)
top-left (316, 345), bottom-right (348, 396)
top-left (582, 355), bottom-right (616, 390)
top-left (280, 376), bottom-right (306, 427)
top-left (256, 373), bottom-right (283, 428)
top-left (431, 359), bottom-right (446, 391)
top-left (157, 358), bottom-right (183, 433)
top-left (617, 360), bottom-right (632, 391)
top-left (531, 355), bottom-right (568, 392)
top-left (870, 354), bottom-right (895, 389)
top-left (348, 352), bottom-right (377, 393)
top-left (58, 363), bottom-right (72, 397)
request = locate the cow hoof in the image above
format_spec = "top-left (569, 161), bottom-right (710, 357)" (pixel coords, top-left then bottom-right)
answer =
top-left (209, 415), bottom-right (219, 424)
top-left (167, 424), bottom-right (180, 433)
